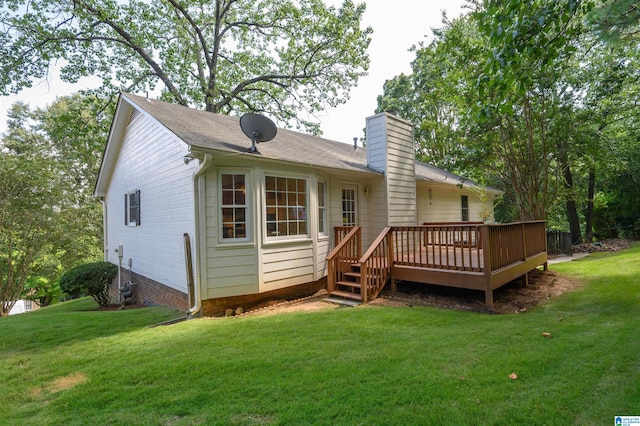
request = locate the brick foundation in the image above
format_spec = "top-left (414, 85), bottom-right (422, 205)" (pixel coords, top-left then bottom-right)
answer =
top-left (109, 271), bottom-right (326, 316)
top-left (201, 277), bottom-right (326, 317)
top-left (109, 269), bottom-right (189, 312)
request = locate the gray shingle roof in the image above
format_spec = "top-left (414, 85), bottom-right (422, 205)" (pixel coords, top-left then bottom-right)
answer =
top-left (123, 93), bottom-right (375, 175)
top-left (123, 93), bottom-right (501, 193)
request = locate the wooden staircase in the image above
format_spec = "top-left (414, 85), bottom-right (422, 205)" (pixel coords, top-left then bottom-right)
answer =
top-left (329, 262), bottom-right (363, 302)
top-left (327, 226), bottom-right (394, 305)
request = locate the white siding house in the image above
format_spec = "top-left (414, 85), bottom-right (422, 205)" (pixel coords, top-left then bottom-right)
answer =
top-left (94, 93), bottom-right (501, 315)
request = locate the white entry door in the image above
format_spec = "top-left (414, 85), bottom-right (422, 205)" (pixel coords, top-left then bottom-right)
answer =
top-left (341, 185), bottom-right (358, 226)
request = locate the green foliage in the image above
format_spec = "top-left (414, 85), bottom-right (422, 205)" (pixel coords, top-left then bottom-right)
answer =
top-left (377, 2), bottom-right (640, 231)
top-left (0, 0), bottom-right (372, 133)
top-left (587, 0), bottom-right (640, 44)
top-left (59, 262), bottom-right (117, 306)
top-left (474, 0), bottom-right (591, 109)
top-left (377, 16), bottom-right (490, 176)
top-left (0, 147), bottom-right (67, 316)
top-left (0, 94), bottom-right (106, 316)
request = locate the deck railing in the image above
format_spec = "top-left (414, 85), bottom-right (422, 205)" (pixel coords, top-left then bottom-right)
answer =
top-left (484, 221), bottom-right (546, 271)
top-left (335, 226), bottom-right (357, 246)
top-left (359, 227), bottom-right (393, 303)
top-left (330, 221), bottom-right (547, 306)
top-left (327, 226), bottom-right (361, 294)
top-left (394, 224), bottom-right (484, 272)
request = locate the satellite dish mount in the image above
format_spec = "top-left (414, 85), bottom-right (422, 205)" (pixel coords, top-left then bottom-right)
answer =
top-left (239, 113), bottom-right (277, 153)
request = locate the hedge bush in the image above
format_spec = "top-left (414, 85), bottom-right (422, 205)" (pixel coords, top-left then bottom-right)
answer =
top-left (60, 262), bottom-right (118, 307)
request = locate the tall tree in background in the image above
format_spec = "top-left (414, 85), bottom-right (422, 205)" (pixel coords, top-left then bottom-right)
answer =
top-left (377, 16), bottom-right (489, 176)
top-left (477, 0), bottom-right (639, 236)
top-left (474, 0), bottom-right (592, 223)
top-left (0, 132), bottom-right (66, 315)
top-left (0, 0), bottom-right (371, 133)
top-left (377, 1), bottom-right (640, 234)
top-left (0, 95), bottom-right (106, 313)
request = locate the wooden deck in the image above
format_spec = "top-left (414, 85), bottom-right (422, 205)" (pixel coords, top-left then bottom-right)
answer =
top-left (327, 222), bottom-right (548, 308)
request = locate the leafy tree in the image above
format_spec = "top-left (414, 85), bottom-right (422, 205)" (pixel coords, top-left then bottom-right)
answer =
top-left (59, 261), bottom-right (118, 307)
top-left (0, 95), bottom-right (106, 315)
top-left (476, 0), bottom-right (640, 234)
top-left (472, 1), bottom-right (595, 222)
top-left (377, 12), bottom-right (562, 221)
top-left (377, 15), bottom-right (489, 176)
top-left (0, 148), bottom-right (66, 316)
top-left (588, 0), bottom-right (640, 44)
top-left (0, 0), bottom-right (372, 133)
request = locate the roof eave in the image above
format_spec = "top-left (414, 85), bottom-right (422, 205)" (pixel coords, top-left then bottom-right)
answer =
top-left (188, 145), bottom-right (383, 177)
top-left (93, 94), bottom-right (134, 198)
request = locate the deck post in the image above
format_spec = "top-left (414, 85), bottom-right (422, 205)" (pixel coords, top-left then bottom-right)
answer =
top-left (480, 225), bottom-right (494, 308)
top-left (521, 222), bottom-right (527, 261)
top-left (327, 258), bottom-right (335, 293)
top-left (361, 262), bottom-right (368, 304)
top-left (388, 229), bottom-right (396, 292)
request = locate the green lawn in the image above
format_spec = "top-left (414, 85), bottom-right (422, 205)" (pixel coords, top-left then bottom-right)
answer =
top-left (2, 247), bottom-right (640, 425)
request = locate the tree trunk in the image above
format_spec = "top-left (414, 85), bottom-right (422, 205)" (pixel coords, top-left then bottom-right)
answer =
top-left (585, 169), bottom-right (596, 242)
top-left (562, 163), bottom-right (582, 244)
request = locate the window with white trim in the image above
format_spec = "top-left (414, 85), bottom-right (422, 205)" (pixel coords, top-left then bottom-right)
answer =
top-left (24, 299), bottom-right (33, 311)
top-left (125, 190), bottom-right (140, 226)
top-left (221, 173), bottom-right (247, 240)
top-left (318, 180), bottom-right (327, 235)
top-left (265, 176), bottom-right (307, 237)
top-left (461, 195), bottom-right (469, 222)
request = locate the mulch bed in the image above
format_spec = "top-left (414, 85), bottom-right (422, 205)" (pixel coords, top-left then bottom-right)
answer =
top-left (375, 268), bottom-right (580, 314)
top-left (96, 303), bottom-right (146, 311)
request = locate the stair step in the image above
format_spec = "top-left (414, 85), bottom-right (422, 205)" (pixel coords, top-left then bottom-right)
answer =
top-left (330, 290), bottom-right (362, 301)
top-left (343, 271), bottom-right (361, 279)
top-left (336, 280), bottom-right (361, 289)
top-left (323, 297), bottom-right (361, 307)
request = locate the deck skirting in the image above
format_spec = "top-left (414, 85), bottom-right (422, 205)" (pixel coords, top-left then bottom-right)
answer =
top-left (392, 265), bottom-right (487, 291)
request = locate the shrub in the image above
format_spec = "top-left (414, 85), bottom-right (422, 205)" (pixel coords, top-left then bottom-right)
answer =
top-left (60, 262), bottom-right (118, 307)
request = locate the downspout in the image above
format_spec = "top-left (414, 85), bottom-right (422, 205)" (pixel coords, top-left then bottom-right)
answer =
top-left (98, 197), bottom-right (109, 261)
top-left (188, 153), bottom-right (212, 317)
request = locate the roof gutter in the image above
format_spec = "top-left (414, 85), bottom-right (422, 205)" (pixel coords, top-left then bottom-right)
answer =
top-left (188, 153), bottom-right (213, 317)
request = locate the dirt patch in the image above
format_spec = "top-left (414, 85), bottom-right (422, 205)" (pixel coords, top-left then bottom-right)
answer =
top-left (373, 269), bottom-right (581, 314)
top-left (30, 373), bottom-right (89, 398)
top-left (228, 290), bottom-right (340, 318)
top-left (97, 303), bottom-right (146, 311)
top-left (232, 269), bottom-right (581, 317)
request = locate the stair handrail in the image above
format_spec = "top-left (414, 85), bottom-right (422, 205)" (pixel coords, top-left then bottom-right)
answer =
top-left (327, 226), bottom-right (362, 293)
top-left (358, 226), bottom-right (393, 303)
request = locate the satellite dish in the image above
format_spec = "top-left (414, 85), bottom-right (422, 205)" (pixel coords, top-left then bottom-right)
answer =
top-left (239, 113), bottom-right (277, 153)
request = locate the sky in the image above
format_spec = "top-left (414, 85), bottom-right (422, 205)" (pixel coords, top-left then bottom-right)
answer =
top-left (0, 0), bottom-right (468, 143)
